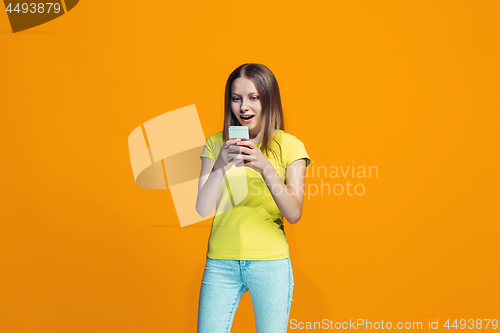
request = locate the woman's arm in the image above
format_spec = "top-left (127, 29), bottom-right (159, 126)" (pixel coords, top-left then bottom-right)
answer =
top-left (261, 158), bottom-right (307, 224)
top-left (196, 157), bottom-right (225, 217)
top-left (230, 139), bottom-right (308, 224)
top-left (196, 138), bottom-right (242, 217)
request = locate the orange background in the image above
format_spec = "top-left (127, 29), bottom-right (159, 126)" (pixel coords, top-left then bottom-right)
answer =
top-left (1, 1), bottom-right (499, 332)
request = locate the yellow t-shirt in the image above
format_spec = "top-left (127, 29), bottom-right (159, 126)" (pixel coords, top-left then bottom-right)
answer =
top-left (199, 129), bottom-right (311, 260)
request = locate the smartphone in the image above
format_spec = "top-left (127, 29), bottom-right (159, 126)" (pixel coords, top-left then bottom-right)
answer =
top-left (228, 126), bottom-right (249, 139)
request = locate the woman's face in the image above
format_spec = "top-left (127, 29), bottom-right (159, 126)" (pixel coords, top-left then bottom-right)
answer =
top-left (231, 77), bottom-right (263, 139)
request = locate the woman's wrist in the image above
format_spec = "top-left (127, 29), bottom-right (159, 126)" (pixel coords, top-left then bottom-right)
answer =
top-left (214, 159), bottom-right (224, 172)
top-left (214, 159), bottom-right (231, 174)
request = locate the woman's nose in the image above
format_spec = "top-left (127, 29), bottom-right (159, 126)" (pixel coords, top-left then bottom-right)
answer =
top-left (240, 99), bottom-right (250, 110)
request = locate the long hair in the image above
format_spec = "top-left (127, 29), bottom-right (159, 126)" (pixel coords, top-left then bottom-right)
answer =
top-left (222, 63), bottom-right (285, 168)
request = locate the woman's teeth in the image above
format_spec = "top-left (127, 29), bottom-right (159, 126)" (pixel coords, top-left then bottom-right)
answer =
top-left (241, 115), bottom-right (254, 121)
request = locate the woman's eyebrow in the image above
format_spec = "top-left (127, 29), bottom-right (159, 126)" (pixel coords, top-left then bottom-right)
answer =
top-left (232, 92), bottom-right (258, 96)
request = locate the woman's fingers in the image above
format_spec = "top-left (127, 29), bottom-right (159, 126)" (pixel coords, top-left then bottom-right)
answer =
top-left (228, 147), bottom-right (252, 155)
top-left (228, 144), bottom-right (250, 154)
top-left (221, 139), bottom-right (246, 166)
top-left (228, 152), bottom-right (244, 159)
top-left (225, 138), bottom-right (241, 147)
top-left (236, 139), bottom-right (255, 148)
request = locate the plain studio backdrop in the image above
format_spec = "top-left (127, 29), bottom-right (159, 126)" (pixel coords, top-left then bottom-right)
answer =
top-left (1, 1), bottom-right (499, 332)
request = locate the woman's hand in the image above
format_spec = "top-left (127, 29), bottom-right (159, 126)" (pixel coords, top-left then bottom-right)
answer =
top-left (215, 138), bottom-right (243, 172)
top-left (229, 139), bottom-right (273, 175)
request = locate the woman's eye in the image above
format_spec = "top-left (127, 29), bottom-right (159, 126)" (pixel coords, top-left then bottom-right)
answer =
top-left (251, 96), bottom-right (259, 101)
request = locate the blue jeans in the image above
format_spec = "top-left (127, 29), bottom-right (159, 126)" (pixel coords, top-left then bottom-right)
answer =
top-left (197, 258), bottom-right (294, 333)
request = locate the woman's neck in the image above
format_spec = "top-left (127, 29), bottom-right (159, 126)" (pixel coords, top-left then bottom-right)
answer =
top-left (248, 125), bottom-right (261, 143)
top-left (249, 128), bottom-right (277, 145)
top-left (249, 127), bottom-right (260, 140)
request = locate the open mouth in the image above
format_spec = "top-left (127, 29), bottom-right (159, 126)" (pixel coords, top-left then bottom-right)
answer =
top-left (241, 115), bottom-right (255, 122)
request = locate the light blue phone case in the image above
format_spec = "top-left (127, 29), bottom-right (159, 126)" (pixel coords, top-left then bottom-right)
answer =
top-left (228, 126), bottom-right (249, 139)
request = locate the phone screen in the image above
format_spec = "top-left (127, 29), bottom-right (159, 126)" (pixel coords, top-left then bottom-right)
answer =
top-left (228, 126), bottom-right (249, 139)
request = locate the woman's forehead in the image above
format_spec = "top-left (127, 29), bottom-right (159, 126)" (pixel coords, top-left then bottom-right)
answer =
top-left (232, 77), bottom-right (258, 95)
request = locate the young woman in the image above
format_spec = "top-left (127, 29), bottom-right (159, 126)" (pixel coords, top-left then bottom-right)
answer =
top-left (196, 63), bottom-right (311, 333)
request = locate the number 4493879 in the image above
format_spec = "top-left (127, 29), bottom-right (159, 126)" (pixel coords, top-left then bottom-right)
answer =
top-left (444, 319), bottom-right (498, 329)
top-left (6, 3), bottom-right (62, 14)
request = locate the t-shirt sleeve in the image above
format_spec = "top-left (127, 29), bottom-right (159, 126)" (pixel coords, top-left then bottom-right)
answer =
top-left (286, 135), bottom-right (311, 168)
top-left (200, 137), bottom-right (214, 161)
